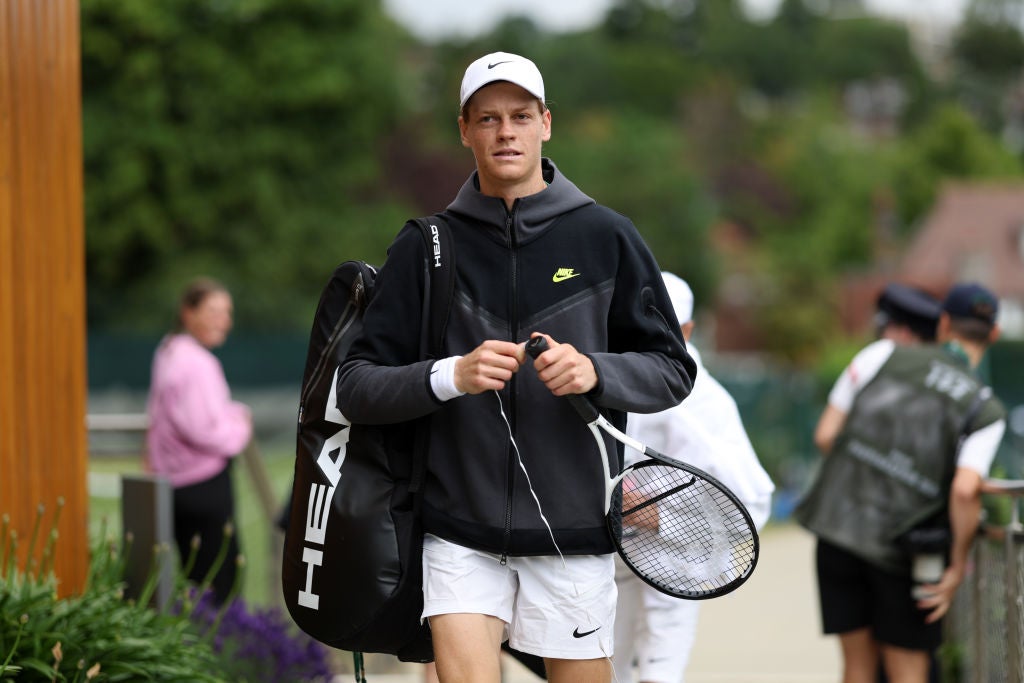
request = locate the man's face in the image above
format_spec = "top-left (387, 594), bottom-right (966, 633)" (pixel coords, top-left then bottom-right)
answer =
top-left (458, 81), bottom-right (551, 200)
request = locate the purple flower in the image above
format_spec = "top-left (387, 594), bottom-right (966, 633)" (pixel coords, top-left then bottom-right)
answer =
top-left (190, 591), bottom-right (333, 681)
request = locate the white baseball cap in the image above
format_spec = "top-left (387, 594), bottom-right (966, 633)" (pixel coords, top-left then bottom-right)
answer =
top-left (661, 272), bottom-right (694, 325)
top-left (459, 51), bottom-right (545, 108)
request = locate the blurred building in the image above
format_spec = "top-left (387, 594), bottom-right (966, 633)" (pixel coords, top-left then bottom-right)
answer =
top-left (843, 182), bottom-right (1024, 340)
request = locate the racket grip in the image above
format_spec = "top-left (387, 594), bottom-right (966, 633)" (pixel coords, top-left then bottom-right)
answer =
top-left (524, 336), bottom-right (600, 422)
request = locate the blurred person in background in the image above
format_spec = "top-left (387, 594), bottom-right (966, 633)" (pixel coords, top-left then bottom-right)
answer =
top-left (146, 276), bottom-right (253, 604)
top-left (868, 282), bottom-right (940, 683)
top-left (796, 282), bottom-right (1006, 683)
top-left (612, 272), bottom-right (775, 683)
top-left (872, 282), bottom-right (942, 345)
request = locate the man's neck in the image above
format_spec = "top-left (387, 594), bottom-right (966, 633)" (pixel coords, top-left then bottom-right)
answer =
top-left (478, 172), bottom-right (548, 211)
top-left (947, 338), bottom-right (986, 370)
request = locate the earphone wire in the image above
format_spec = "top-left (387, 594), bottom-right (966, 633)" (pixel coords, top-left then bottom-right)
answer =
top-left (492, 390), bottom-right (619, 679)
top-left (493, 390), bottom-right (568, 572)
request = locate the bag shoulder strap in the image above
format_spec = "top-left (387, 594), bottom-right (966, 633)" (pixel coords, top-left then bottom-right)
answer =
top-left (409, 214), bottom-right (455, 493)
top-left (411, 214), bottom-right (455, 358)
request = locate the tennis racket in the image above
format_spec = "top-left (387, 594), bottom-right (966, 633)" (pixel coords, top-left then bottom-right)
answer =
top-left (525, 336), bottom-right (759, 600)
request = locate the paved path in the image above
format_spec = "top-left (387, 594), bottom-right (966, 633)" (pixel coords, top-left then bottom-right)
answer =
top-left (685, 523), bottom-right (839, 683)
top-left (337, 524), bottom-right (840, 683)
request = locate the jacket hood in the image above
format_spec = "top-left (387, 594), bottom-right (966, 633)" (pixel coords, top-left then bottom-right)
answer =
top-left (447, 158), bottom-right (595, 242)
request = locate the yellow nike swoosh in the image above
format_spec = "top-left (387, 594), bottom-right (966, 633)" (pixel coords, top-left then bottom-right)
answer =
top-left (552, 272), bottom-right (581, 283)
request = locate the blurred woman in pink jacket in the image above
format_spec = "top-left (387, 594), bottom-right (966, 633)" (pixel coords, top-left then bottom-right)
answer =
top-left (146, 277), bottom-right (252, 603)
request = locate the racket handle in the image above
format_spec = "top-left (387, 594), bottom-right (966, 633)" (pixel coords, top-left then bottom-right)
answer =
top-left (524, 336), bottom-right (600, 422)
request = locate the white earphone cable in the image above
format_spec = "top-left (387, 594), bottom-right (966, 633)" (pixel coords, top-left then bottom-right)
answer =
top-left (492, 390), bottom-right (619, 678)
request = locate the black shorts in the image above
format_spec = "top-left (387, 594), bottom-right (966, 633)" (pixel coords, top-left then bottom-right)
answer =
top-left (815, 538), bottom-right (942, 651)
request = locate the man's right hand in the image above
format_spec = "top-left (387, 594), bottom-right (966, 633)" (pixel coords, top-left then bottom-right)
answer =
top-left (454, 340), bottom-right (524, 394)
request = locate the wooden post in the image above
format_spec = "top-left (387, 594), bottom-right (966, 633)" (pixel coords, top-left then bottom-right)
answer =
top-left (0, 0), bottom-right (88, 595)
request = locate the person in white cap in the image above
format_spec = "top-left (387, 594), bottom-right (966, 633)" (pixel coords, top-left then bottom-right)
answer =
top-left (613, 272), bottom-right (775, 683)
top-left (339, 52), bottom-right (696, 683)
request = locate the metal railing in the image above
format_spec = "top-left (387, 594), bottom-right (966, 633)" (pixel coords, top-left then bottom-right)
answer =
top-left (946, 479), bottom-right (1024, 683)
top-left (87, 412), bottom-right (280, 523)
top-left (86, 413), bottom-right (284, 601)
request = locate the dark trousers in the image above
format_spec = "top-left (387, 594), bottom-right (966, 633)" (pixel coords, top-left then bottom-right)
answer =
top-left (173, 463), bottom-right (240, 604)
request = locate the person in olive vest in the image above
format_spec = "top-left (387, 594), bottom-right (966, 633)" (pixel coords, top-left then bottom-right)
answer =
top-left (872, 282), bottom-right (942, 344)
top-left (796, 282), bottom-right (1006, 683)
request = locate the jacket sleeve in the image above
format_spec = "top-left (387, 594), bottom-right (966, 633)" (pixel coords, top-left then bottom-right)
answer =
top-left (337, 223), bottom-right (445, 425)
top-left (587, 221), bottom-right (696, 414)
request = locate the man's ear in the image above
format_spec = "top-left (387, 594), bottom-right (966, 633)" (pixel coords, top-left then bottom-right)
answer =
top-left (936, 313), bottom-right (951, 342)
top-left (989, 323), bottom-right (1001, 345)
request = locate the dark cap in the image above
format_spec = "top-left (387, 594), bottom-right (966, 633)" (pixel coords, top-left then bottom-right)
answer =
top-left (875, 282), bottom-right (942, 341)
top-left (942, 282), bottom-right (999, 326)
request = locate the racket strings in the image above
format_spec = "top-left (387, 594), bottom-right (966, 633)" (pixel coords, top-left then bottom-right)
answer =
top-left (617, 463), bottom-right (756, 598)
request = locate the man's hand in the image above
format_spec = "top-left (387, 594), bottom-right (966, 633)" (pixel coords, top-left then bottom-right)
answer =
top-left (622, 479), bottom-right (659, 531)
top-left (454, 340), bottom-right (524, 394)
top-left (527, 333), bottom-right (597, 396)
top-left (916, 564), bottom-right (965, 623)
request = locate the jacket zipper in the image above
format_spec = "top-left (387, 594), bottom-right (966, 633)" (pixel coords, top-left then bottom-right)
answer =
top-left (502, 201), bottom-right (520, 560)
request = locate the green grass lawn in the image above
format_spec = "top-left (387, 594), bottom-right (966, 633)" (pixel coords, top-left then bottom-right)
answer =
top-left (88, 443), bottom-right (296, 609)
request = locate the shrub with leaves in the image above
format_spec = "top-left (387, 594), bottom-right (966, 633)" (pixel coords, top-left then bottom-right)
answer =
top-left (1, 501), bottom-right (332, 682)
top-left (1, 503), bottom-right (226, 681)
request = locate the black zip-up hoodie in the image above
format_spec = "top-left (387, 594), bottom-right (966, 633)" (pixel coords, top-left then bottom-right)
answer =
top-left (338, 159), bottom-right (696, 556)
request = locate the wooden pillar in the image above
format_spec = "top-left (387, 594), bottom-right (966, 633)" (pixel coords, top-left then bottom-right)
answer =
top-left (0, 0), bottom-right (88, 595)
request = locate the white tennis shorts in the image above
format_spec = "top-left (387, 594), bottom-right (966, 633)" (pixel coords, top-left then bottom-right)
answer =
top-left (421, 534), bottom-right (617, 660)
top-left (612, 555), bottom-right (700, 683)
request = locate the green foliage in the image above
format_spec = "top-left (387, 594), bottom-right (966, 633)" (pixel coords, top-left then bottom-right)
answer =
top-left (954, 17), bottom-right (1024, 76)
top-left (82, 0), bottom-right (413, 332)
top-left (892, 103), bottom-right (1024, 227)
top-left (1, 505), bottom-right (224, 681)
top-left (812, 17), bottom-right (922, 85)
top-left (950, 9), bottom-right (1024, 134)
top-left (736, 99), bottom-right (894, 362)
top-left (1, 502), bottom-right (332, 682)
top-left (547, 113), bottom-right (718, 302)
top-left (78, 0), bottom-right (1024, 363)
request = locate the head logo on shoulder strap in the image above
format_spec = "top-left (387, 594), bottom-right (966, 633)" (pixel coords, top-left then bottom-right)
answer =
top-left (430, 223), bottom-right (444, 269)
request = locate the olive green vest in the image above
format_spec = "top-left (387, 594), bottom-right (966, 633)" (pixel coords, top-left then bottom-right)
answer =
top-left (795, 345), bottom-right (1003, 574)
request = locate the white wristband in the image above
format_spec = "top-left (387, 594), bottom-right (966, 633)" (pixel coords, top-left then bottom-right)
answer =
top-left (430, 356), bottom-right (465, 402)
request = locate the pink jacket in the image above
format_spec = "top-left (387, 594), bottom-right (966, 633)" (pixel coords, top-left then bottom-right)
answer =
top-left (145, 334), bottom-right (252, 488)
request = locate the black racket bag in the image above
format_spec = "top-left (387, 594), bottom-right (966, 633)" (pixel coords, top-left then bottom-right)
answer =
top-left (281, 216), bottom-right (453, 662)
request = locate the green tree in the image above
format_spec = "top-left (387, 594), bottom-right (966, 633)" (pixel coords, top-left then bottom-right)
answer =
top-left (547, 112), bottom-right (718, 305)
top-left (746, 99), bottom-right (896, 362)
top-left (892, 103), bottom-right (1024, 227)
top-left (82, 0), bottom-right (412, 332)
top-left (950, 7), bottom-right (1024, 133)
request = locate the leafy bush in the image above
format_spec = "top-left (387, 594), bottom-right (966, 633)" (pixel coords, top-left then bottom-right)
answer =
top-left (1, 501), bottom-right (332, 682)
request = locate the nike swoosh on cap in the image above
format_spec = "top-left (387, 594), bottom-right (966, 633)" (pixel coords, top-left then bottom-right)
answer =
top-left (488, 60), bottom-right (512, 69)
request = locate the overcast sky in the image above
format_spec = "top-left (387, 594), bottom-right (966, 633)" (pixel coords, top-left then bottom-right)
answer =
top-left (382, 0), bottom-right (970, 42)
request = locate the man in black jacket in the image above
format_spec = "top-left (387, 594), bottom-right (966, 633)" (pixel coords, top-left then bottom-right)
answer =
top-left (338, 52), bottom-right (695, 683)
